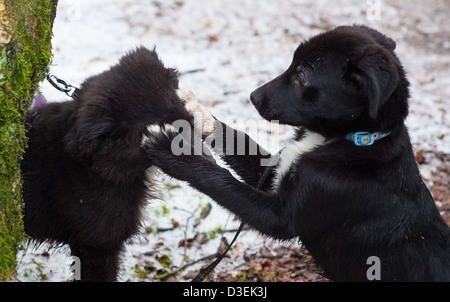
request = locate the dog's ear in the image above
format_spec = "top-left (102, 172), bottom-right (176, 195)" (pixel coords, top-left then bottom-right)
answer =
top-left (345, 47), bottom-right (399, 119)
top-left (378, 37), bottom-right (396, 52)
top-left (355, 25), bottom-right (397, 52)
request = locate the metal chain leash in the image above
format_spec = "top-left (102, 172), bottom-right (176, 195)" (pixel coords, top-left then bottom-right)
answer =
top-left (45, 69), bottom-right (79, 97)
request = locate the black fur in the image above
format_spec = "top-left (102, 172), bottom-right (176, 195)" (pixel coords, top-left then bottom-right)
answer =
top-left (21, 47), bottom-right (190, 281)
top-left (142, 25), bottom-right (450, 281)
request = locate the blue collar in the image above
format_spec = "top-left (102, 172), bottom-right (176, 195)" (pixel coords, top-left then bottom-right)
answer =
top-left (345, 131), bottom-right (391, 146)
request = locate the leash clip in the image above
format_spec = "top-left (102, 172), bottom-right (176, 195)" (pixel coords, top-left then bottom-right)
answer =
top-left (46, 72), bottom-right (78, 97)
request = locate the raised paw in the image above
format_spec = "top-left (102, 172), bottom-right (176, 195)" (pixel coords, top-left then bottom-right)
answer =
top-left (142, 123), bottom-right (178, 145)
top-left (176, 89), bottom-right (215, 136)
top-left (141, 123), bottom-right (181, 164)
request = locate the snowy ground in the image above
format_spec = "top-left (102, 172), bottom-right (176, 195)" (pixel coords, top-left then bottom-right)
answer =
top-left (16, 0), bottom-right (449, 281)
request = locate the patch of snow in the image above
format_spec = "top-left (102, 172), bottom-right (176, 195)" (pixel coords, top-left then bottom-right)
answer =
top-left (19, 0), bottom-right (449, 281)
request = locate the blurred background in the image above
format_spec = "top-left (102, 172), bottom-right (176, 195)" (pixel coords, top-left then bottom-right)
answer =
top-left (19, 0), bottom-right (449, 281)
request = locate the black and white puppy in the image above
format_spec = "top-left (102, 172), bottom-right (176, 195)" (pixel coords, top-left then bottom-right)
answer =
top-left (22, 47), bottom-right (191, 281)
top-left (142, 25), bottom-right (450, 281)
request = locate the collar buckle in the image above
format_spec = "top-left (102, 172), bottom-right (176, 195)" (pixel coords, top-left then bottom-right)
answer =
top-left (346, 131), bottom-right (391, 146)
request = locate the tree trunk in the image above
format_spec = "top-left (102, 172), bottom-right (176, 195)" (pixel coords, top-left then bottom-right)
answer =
top-left (0, 0), bottom-right (57, 281)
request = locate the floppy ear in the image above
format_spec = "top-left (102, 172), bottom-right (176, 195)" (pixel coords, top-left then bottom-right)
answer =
top-left (378, 37), bottom-right (396, 52)
top-left (345, 48), bottom-right (399, 119)
top-left (355, 25), bottom-right (397, 52)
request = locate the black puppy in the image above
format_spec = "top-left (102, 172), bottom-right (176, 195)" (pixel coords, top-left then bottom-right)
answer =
top-left (142, 25), bottom-right (450, 281)
top-left (21, 47), bottom-right (190, 281)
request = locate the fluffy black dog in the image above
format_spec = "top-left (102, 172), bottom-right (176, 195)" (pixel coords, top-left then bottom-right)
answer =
top-left (142, 25), bottom-right (450, 281)
top-left (21, 47), bottom-right (190, 281)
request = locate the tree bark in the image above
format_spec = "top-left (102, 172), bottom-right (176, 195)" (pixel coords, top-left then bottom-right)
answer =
top-left (0, 0), bottom-right (58, 281)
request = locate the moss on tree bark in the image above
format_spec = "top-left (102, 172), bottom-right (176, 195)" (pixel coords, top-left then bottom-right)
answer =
top-left (0, 0), bottom-right (57, 281)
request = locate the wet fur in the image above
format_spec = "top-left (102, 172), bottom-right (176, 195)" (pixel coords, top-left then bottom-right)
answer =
top-left (142, 26), bottom-right (450, 281)
top-left (21, 47), bottom-right (190, 281)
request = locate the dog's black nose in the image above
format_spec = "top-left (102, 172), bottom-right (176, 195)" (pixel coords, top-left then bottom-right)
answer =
top-left (250, 89), bottom-right (262, 106)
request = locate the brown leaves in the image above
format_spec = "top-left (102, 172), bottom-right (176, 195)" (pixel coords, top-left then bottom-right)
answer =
top-left (203, 244), bottom-right (328, 282)
top-left (415, 150), bottom-right (425, 164)
top-left (178, 233), bottom-right (208, 249)
top-left (415, 151), bottom-right (450, 225)
top-left (207, 35), bottom-right (219, 43)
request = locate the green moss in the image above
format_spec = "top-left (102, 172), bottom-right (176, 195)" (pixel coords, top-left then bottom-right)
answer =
top-left (0, 0), bottom-right (57, 281)
top-left (134, 265), bottom-right (152, 280)
top-left (208, 226), bottom-right (222, 240)
top-left (161, 204), bottom-right (169, 215)
top-left (156, 254), bottom-right (172, 269)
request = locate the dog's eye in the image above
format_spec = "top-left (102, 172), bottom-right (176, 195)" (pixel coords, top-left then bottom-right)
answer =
top-left (298, 70), bottom-right (309, 87)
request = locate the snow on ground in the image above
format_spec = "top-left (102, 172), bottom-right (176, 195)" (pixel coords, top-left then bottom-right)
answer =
top-left (16, 0), bottom-right (449, 281)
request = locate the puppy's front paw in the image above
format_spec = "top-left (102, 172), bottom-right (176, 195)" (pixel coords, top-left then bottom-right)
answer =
top-left (141, 123), bottom-right (179, 164)
top-left (176, 89), bottom-right (215, 136)
top-left (142, 123), bottom-right (178, 144)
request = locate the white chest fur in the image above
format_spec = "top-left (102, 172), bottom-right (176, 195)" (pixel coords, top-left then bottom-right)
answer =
top-left (272, 130), bottom-right (325, 189)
